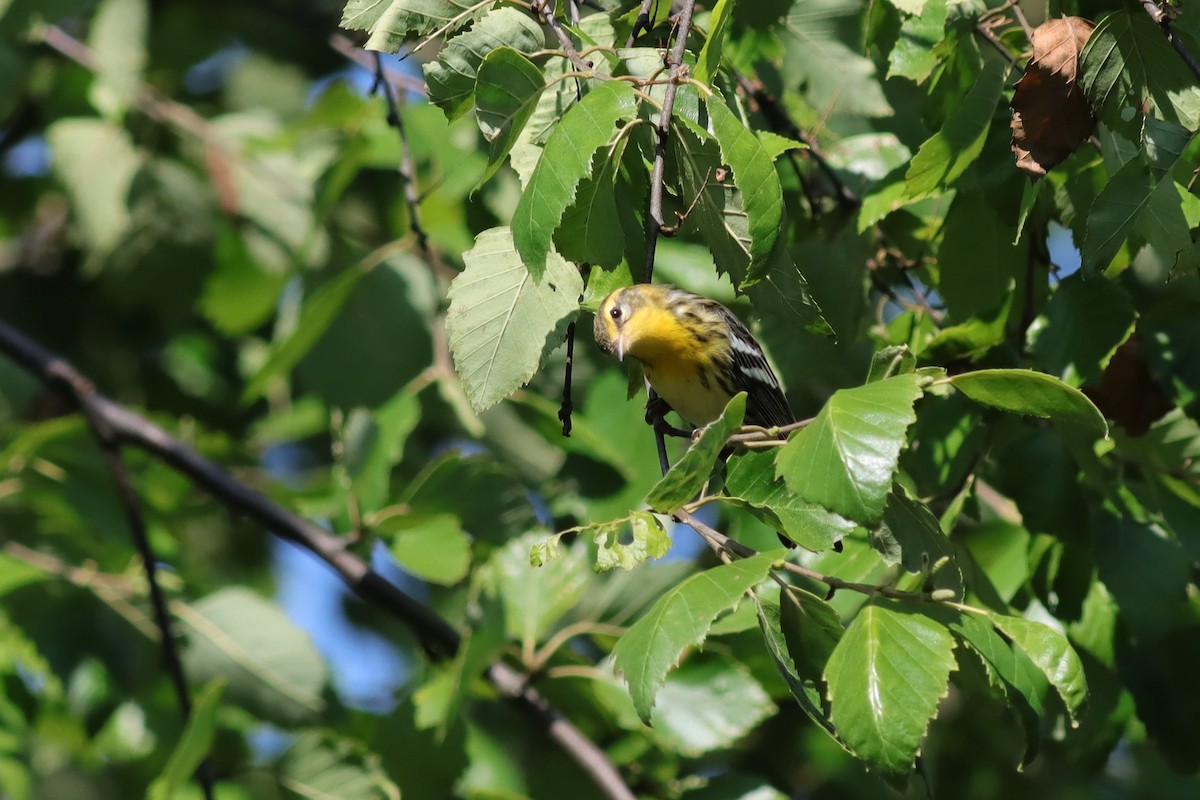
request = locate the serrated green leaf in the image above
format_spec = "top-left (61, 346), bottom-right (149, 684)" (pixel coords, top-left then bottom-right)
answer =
top-left (984, 611), bottom-right (1089, 721)
top-left (180, 588), bottom-right (327, 726)
top-left (1080, 9), bottom-right (1200, 130)
top-left (556, 142), bottom-right (625, 268)
top-left (706, 95), bottom-right (784, 285)
top-left (423, 8), bottom-right (544, 121)
top-left (776, 374), bottom-right (925, 525)
top-left (475, 48), bottom-right (545, 187)
top-left (378, 513), bottom-right (471, 585)
top-left (511, 80), bottom-right (637, 278)
top-left (594, 512), bottom-right (671, 572)
top-left (1081, 155), bottom-right (1154, 273)
top-left (613, 550), bottom-right (785, 722)
top-left (647, 393), bottom-right (746, 513)
top-left (724, 449), bottom-right (856, 551)
top-left (146, 680), bottom-right (225, 800)
top-left (694, 0), bottom-right (736, 85)
top-left (342, 0), bottom-right (489, 53)
top-left (904, 59), bottom-right (1006, 199)
top-left (445, 227), bottom-right (582, 412)
top-left (946, 369), bottom-right (1108, 437)
top-left (825, 602), bottom-right (957, 780)
top-left (887, 0), bottom-right (946, 84)
top-left (938, 191), bottom-right (1019, 318)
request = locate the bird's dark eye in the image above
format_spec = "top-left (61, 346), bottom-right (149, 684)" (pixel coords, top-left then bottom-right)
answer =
top-left (610, 307), bottom-right (623, 320)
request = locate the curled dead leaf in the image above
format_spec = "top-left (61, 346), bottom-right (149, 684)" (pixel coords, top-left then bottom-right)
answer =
top-left (1010, 16), bottom-right (1096, 180)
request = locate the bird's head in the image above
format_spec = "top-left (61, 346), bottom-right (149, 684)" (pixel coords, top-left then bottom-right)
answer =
top-left (594, 285), bottom-right (665, 361)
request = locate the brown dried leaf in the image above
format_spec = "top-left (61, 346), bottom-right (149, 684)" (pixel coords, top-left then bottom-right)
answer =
top-left (1010, 17), bottom-right (1097, 180)
top-left (1084, 335), bottom-right (1172, 437)
top-left (1030, 16), bottom-right (1094, 79)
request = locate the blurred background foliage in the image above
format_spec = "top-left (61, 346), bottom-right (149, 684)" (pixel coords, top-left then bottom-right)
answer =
top-left (1, 0), bottom-right (1200, 799)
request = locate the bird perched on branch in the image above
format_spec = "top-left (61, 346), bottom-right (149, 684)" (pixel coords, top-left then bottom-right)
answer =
top-left (593, 284), bottom-right (794, 431)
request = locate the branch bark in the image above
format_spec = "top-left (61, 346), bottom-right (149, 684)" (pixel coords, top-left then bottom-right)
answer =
top-left (0, 317), bottom-right (635, 800)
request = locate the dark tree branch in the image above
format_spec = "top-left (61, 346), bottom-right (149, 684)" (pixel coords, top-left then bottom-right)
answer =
top-left (371, 53), bottom-right (434, 262)
top-left (0, 317), bottom-right (635, 800)
top-left (531, 0), bottom-right (594, 73)
top-left (61, 370), bottom-right (214, 800)
top-left (627, 0), bottom-right (660, 47)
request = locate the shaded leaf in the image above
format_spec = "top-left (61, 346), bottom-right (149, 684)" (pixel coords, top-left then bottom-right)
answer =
top-left (342, 0), bottom-right (488, 53)
top-left (146, 680), bottom-right (225, 800)
top-left (378, 513), bottom-right (471, 585)
top-left (424, 8), bottom-right (544, 121)
top-left (694, 0), bottom-right (736, 85)
top-left (985, 611), bottom-right (1089, 721)
top-left (614, 550), bottom-right (785, 722)
top-left (511, 80), bottom-right (637, 279)
top-left (271, 730), bottom-right (399, 800)
top-left (651, 654), bottom-right (775, 756)
top-left (475, 47), bottom-right (545, 185)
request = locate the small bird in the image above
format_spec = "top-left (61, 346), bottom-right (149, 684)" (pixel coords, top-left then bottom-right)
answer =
top-left (593, 284), bottom-right (794, 430)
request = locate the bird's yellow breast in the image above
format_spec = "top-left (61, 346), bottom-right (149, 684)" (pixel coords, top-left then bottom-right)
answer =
top-left (623, 305), bottom-right (731, 427)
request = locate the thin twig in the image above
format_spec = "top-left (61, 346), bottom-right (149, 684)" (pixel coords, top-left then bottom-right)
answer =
top-left (371, 53), bottom-right (433, 262)
top-left (674, 509), bottom-right (949, 603)
top-left (1139, 0), bottom-right (1200, 82)
top-left (627, 0), bottom-right (660, 47)
top-left (531, 0), bottom-right (594, 73)
top-left (0, 317), bottom-right (636, 800)
top-left (329, 33), bottom-right (428, 95)
top-left (40, 364), bottom-right (214, 800)
top-left (643, 0), bottom-right (698, 284)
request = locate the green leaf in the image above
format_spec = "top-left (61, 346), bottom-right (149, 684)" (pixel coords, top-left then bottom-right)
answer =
top-left (439, 587), bottom-right (506, 731)
top-left (780, 585), bottom-right (843, 682)
top-left (724, 449), bottom-right (856, 551)
top-left (614, 550), bottom-right (785, 722)
top-left (423, 8), bottom-right (543, 121)
top-left (474, 48), bottom-right (545, 185)
top-left (984, 611), bottom-right (1089, 721)
top-left (342, 389), bottom-right (422, 514)
top-left (694, 0), bottom-right (736, 85)
top-left (776, 374), bottom-right (926, 526)
top-left (0, 551), bottom-right (45, 598)
top-left (271, 730), bottom-right (399, 800)
top-left (753, 592), bottom-right (841, 740)
top-left (556, 143), bottom-right (625, 268)
top-left (1080, 9), bottom-right (1200, 130)
top-left (378, 513), bottom-right (471, 585)
top-left (1028, 274), bottom-right (1136, 385)
top-left (180, 588), bottom-right (327, 725)
top-left (866, 345), bottom-right (916, 383)
top-left (875, 490), bottom-right (962, 593)
top-left (342, 0), bottom-right (488, 52)
top-left (494, 532), bottom-right (590, 646)
top-left (647, 393), bottom-right (746, 513)
top-left (650, 654), bottom-right (775, 756)
top-left (1080, 155), bottom-right (1154, 273)
top-left (946, 369), bottom-right (1109, 438)
top-left (511, 80), bottom-right (637, 278)
top-left (87, 0), bottom-right (147, 117)
top-left (825, 602), bottom-right (957, 780)
top-left (47, 118), bottom-right (141, 258)
top-left (243, 263), bottom-right (374, 403)
top-left (445, 227), bottom-right (582, 412)
top-left (146, 679), bottom-right (225, 800)
top-left (594, 511), bottom-right (672, 572)
top-left (705, 95), bottom-right (784, 285)
top-left (938, 191), bottom-right (1019, 318)
top-left (887, 0), bottom-right (946, 84)
top-left (781, 3), bottom-right (891, 118)
top-left (903, 59), bottom-right (1006, 199)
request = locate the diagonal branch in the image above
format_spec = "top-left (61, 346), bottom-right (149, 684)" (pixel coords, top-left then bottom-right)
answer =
top-left (1140, 0), bottom-right (1200, 82)
top-left (0, 317), bottom-right (635, 800)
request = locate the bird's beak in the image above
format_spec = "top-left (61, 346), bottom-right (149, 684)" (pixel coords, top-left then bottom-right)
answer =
top-left (615, 335), bottom-right (626, 361)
